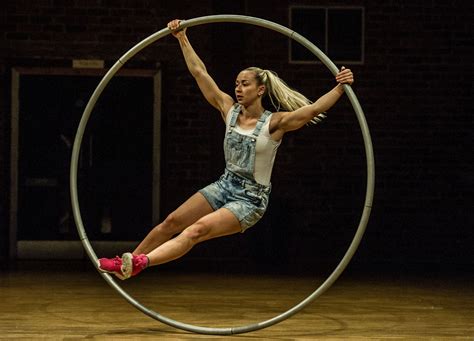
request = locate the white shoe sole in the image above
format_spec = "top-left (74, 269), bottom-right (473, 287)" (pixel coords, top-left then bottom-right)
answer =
top-left (121, 252), bottom-right (133, 279)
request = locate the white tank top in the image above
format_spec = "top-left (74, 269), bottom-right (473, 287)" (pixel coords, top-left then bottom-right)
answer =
top-left (225, 108), bottom-right (282, 186)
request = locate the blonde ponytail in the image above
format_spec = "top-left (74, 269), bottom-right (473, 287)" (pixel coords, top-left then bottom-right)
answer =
top-left (244, 67), bottom-right (325, 125)
top-left (244, 67), bottom-right (311, 111)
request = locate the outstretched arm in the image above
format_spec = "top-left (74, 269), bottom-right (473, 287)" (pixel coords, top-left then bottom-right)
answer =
top-left (271, 67), bottom-right (354, 137)
top-left (168, 20), bottom-right (234, 119)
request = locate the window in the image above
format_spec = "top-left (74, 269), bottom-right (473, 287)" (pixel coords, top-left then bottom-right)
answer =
top-left (290, 6), bottom-right (364, 64)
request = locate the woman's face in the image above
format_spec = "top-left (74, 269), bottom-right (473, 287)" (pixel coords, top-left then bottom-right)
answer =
top-left (235, 70), bottom-right (265, 106)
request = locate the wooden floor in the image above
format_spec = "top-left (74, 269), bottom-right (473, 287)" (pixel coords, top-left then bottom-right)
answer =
top-left (0, 262), bottom-right (473, 340)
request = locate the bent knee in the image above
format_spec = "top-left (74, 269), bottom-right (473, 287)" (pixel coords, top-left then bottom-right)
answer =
top-left (181, 221), bottom-right (209, 242)
top-left (158, 213), bottom-right (184, 235)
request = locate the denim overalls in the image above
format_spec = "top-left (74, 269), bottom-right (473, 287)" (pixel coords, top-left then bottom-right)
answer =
top-left (199, 104), bottom-right (272, 231)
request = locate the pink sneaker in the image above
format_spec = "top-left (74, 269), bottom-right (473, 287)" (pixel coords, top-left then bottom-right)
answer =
top-left (98, 256), bottom-right (126, 280)
top-left (121, 253), bottom-right (149, 279)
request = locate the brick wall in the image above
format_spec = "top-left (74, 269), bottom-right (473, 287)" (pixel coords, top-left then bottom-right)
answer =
top-left (1, 1), bottom-right (472, 273)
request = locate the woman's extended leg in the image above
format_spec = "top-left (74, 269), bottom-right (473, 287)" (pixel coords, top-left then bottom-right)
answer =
top-left (133, 192), bottom-right (214, 255)
top-left (97, 192), bottom-right (214, 278)
top-left (146, 207), bottom-right (241, 266)
top-left (121, 208), bottom-right (241, 278)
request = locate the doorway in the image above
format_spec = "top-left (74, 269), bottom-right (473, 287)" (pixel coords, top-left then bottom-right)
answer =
top-left (10, 67), bottom-right (162, 259)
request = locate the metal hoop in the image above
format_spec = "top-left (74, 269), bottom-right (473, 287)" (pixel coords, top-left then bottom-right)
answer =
top-left (70, 14), bottom-right (375, 335)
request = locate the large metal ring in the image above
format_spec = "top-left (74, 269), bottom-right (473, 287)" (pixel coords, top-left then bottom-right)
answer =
top-left (70, 14), bottom-right (375, 335)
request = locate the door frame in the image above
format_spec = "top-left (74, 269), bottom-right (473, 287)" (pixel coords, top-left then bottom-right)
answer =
top-left (9, 66), bottom-right (162, 259)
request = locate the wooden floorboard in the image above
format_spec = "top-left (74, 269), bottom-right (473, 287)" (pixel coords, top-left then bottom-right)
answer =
top-left (0, 263), bottom-right (473, 340)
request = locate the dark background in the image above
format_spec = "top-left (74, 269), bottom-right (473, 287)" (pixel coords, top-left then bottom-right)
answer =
top-left (0, 1), bottom-right (472, 276)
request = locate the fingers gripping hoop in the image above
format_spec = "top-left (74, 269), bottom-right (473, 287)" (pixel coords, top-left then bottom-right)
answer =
top-left (70, 15), bottom-right (375, 335)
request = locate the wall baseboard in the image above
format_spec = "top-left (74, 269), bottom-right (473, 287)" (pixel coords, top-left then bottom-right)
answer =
top-left (17, 240), bottom-right (138, 260)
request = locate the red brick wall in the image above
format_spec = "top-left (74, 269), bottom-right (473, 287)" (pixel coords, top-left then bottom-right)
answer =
top-left (1, 1), bottom-right (472, 272)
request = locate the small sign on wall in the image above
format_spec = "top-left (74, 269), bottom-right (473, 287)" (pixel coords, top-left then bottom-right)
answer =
top-left (72, 59), bottom-right (104, 69)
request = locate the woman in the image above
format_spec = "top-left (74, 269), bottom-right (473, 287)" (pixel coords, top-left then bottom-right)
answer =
top-left (99, 19), bottom-right (354, 280)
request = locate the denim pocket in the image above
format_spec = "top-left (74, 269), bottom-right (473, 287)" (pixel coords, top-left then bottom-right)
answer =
top-left (244, 189), bottom-right (262, 205)
top-left (225, 134), bottom-right (253, 168)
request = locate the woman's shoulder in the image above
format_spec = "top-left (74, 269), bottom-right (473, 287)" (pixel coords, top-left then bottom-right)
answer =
top-left (223, 103), bottom-right (239, 124)
top-left (224, 103), bottom-right (239, 116)
top-left (268, 111), bottom-right (288, 141)
top-left (268, 111), bottom-right (285, 124)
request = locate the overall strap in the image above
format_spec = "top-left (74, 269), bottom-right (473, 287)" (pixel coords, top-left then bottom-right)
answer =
top-left (229, 104), bottom-right (241, 128)
top-left (252, 110), bottom-right (271, 137)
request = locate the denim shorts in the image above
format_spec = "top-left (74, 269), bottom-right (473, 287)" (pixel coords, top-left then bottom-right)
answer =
top-left (198, 170), bottom-right (271, 232)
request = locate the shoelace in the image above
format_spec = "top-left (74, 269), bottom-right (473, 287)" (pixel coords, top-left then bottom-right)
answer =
top-left (112, 256), bottom-right (122, 265)
top-left (133, 255), bottom-right (147, 268)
